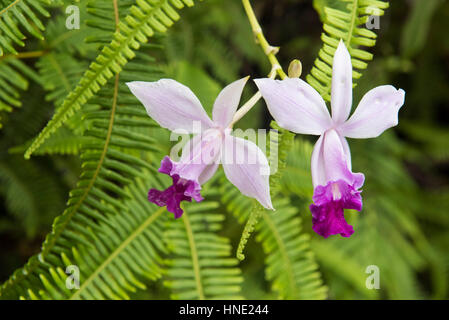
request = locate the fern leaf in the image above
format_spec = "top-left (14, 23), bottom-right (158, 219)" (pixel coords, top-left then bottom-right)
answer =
top-left (233, 122), bottom-right (295, 260)
top-left (0, 56), bottom-right (39, 128)
top-left (257, 199), bottom-right (328, 299)
top-left (236, 202), bottom-right (263, 261)
top-left (164, 189), bottom-right (244, 300)
top-left (220, 176), bottom-right (327, 299)
top-left (219, 125), bottom-right (326, 299)
top-left (0, 49), bottom-right (164, 299)
top-left (24, 0), bottom-right (201, 159)
top-left (19, 175), bottom-right (168, 300)
top-left (0, 0), bottom-right (52, 55)
top-left (306, 0), bottom-right (389, 101)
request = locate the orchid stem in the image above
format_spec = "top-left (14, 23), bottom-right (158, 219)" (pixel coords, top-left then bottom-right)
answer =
top-left (241, 0), bottom-right (287, 80)
top-left (229, 0), bottom-right (287, 128)
top-left (229, 69), bottom-right (276, 128)
top-left (230, 91), bottom-right (263, 128)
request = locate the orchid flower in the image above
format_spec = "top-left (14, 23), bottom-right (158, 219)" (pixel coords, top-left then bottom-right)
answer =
top-left (127, 77), bottom-right (273, 218)
top-left (255, 40), bottom-right (405, 238)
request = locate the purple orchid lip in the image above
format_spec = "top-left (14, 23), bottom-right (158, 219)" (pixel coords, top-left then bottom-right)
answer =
top-left (310, 179), bottom-right (362, 238)
top-left (148, 156), bottom-right (203, 219)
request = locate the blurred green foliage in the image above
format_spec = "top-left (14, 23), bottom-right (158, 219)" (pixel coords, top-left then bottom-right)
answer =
top-left (0, 0), bottom-right (448, 300)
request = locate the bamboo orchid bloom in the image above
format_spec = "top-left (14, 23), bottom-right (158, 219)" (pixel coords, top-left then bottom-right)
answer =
top-left (127, 77), bottom-right (273, 218)
top-left (255, 40), bottom-right (405, 238)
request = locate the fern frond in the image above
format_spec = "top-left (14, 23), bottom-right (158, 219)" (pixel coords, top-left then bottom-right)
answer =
top-left (257, 199), bottom-right (327, 299)
top-left (0, 49), bottom-right (164, 299)
top-left (234, 121), bottom-right (295, 260)
top-left (220, 177), bottom-right (327, 299)
top-left (283, 135), bottom-right (443, 299)
top-left (30, 126), bottom-right (90, 155)
top-left (306, 0), bottom-right (389, 101)
top-left (281, 139), bottom-right (314, 198)
top-left (236, 202), bottom-right (262, 261)
top-left (24, 0), bottom-right (201, 159)
top-left (0, 157), bottom-right (65, 237)
top-left (0, 0), bottom-right (52, 55)
top-left (219, 125), bottom-right (325, 299)
top-left (37, 52), bottom-right (88, 107)
top-left (0, 56), bottom-right (39, 128)
top-left (18, 174), bottom-right (168, 300)
top-left (164, 188), bottom-right (244, 300)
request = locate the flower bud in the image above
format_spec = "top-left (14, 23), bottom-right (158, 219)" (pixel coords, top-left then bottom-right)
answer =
top-left (288, 59), bottom-right (302, 78)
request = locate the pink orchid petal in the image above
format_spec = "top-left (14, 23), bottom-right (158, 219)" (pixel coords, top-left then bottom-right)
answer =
top-left (311, 135), bottom-right (326, 188)
top-left (212, 77), bottom-right (249, 128)
top-left (254, 78), bottom-right (332, 135)
top-left (340, 85), bottom-right (405, 138)
top-left (331, 40), bottom-right (353, 125)
top-left (323, 129), bottom-right (364, 189)
top-left (221, 133), bottom-right (273, 209)
top-left (127, 79), bottom-right (214, 133)
top-left (311, 132), bottom-right (355, 188)
top-left (177, 128), bottom-right (223, 181)
top-left (339, 133), bottom-right (352, 170)
top-left (198, 162), bottom-right (220, 185)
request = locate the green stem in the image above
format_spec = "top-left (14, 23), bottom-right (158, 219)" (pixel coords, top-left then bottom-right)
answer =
top-left (241, 0), bottom-right (287, 79)
top-left (229, 0), bottom-right (288, 128)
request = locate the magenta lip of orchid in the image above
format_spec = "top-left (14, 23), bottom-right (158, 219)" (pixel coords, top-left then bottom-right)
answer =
top-left (255, 40), bottom-right (405, 238)
top-left (127, 77), bottom-right (274, 218)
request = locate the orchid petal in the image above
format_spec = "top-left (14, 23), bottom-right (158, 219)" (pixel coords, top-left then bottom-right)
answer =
top-left (339, 133), bottom-right (352, 170)
top-left (212, 77), bottom-right (249, 128)
top-left (340, 86), bottom-right (405, 138)
top-left (323, 129), bottom-right (364, 189)
top-left (331, 40), bottom-right (353, 125)
top-left (221, 133), bottom-right (273, 209)
top-left (198, 162), bottom-right (220, 185)
top-left (311, 135), bottom-right (326, 188)
top-left (127, 79), bottom-right (214, 133)
top-left (310, 180), bottom-right (362, 238)
top-left (177, 128), bottom-right (222, 181)
top-left (254, 78), bottom-right (332, 135)
top-left (311, 133), bottom-right (352, 188)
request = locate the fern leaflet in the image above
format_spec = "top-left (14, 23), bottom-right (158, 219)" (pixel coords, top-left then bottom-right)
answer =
top-left (306, 0), bottom-right (389, 101)
top-left (24, 0), bottom-right (201, 159)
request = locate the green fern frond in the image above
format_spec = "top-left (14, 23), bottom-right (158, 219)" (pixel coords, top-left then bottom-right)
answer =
top-left (220, 177), bottom-right (327, 299)
top-left (267, 121), bottom-right (295, 196)
top-left (31, 126), bottom-right (90, 155)
top-left (257, 199), bottom-right (327, 299)
top-left (281, 139), bottom-right (314, 198)
top-left (0, 158), bottom-right (65, 237)
top-left (306, 0), bottom-right (389, 101)
top-left (37, 52), bottom-right (88, 107)
top-left (0, 50), bottom-right (164, 299)
top-left (236, 202), bottom-right (262, 261)
top-left (0, 56), bottom-right (39, 128)
top-left (282, 134), bottom-right (444, 299)
top-left (0, 0), bottom-right (52, 55)
top-left (24, 0), bottom-right (201, 159)
top-left (234, 121), bottom-right (295, 260)
top-left (18, 174), bottom-right (168, 300)
top-left (164, 189), bottom-right (244, 300)
top-left (219, 125), bottom-right (326, 299)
